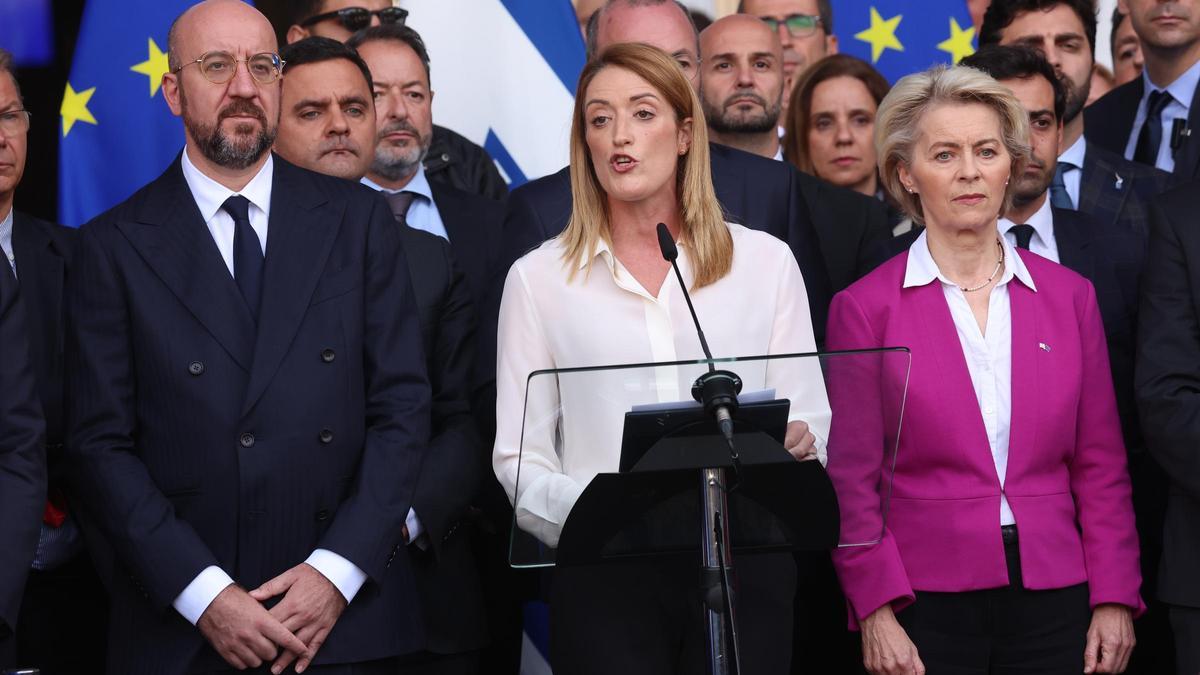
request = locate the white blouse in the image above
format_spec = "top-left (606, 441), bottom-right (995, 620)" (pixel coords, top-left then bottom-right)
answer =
top-left (493, 223), bottom-right (831, 546)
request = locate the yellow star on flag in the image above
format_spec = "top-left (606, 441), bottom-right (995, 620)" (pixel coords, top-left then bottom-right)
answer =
top-left (937, 17), bottom-right (976, 64)
top-left (855, 7), bottom-right (904, 64)
top-left (61, 83), bottom-right (98, 138)
top-left (131, 37), bottom-right (170, 97)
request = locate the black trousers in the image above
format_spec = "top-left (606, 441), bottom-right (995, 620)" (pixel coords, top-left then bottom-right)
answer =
top-left (549, 552), bottom-right (795, 675)
top-left (198, 656), bottom-right (398, 675)
top-left (1169, 605), bottom-right (1200, 675)
top-left (395, 649), bottom-right (480, 675)
top-left (896, 530), bottom-right (1091, 674)
top-left (14, 553), bottom-right (108, 675)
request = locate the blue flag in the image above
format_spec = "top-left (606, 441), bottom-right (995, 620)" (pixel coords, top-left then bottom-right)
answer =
top-left (58, 1), bottom-right (250, 227)
top-left (834, 0), bottom-right (976, 83)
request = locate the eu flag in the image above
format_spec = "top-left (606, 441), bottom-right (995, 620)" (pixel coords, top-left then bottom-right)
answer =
top-left (58, 2), bottom-right (253, 227)
top-left (834, 0), bottom-right (977, 84)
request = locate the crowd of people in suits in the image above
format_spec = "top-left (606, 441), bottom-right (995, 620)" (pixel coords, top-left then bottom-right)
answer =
top-left (2, 0), bottom-right (1200, 673)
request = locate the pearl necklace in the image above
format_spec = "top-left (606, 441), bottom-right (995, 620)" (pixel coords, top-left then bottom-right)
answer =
top-left (959, 239), bottom-right (1004, 293)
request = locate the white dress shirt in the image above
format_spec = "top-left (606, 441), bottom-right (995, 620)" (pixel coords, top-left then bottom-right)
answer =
top-left (0, 206), bottom-right (13, 274)
top-left (1124, 58), bottom-right (1200, 172)
top-left (998, 195), bottom-right (1059, 263)
top-left (1058, 134), bottom-right (1086, 209)
top-left (903, 230), bottom-right (1039, 526)
top-left (361, 166), bottom-right (448, 241)
top-left (493, 223), bottom-right (832, 546)
top-left (173, 149), bottom-right (368, 625)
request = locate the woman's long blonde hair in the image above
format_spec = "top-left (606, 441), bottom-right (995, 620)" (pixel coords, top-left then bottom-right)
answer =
top-left (561, 43), bottom-right (731, 288)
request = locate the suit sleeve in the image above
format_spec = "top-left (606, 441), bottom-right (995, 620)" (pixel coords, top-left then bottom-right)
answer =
top-left (825, 289), bottom-right (914, 626)
top-left (0, 267), bottom-right (46, 635)
top-left (1070, 281), bottom-right (1145, 614)
top-left (785, 171), bottom-right (834, 348)
top-left (1137, 199), bottom-right (1200, 499)
top-left (317, 194), bottom-right (433, 581)
top-left (65, 224), bottom-right (220, 609)
top-left (409, 243), bottom-right (483, 556)
top-left (855, 197), bottom-right (892, 281)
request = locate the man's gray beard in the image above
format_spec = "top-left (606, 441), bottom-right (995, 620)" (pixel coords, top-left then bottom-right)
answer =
top-left (181, 87), bottom-right (275, 170)
top-left (703, 93), bottom-right (782, 135)
top-left (371, 145), bottom-right (429, 182)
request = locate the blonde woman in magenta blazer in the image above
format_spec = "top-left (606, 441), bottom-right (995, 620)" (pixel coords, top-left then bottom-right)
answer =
top-left (826, 65), bottom-right (1143, 675)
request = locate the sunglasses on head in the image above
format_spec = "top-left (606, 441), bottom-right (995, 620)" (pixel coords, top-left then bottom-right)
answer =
top-left (301, 6), bottom-right (408, 32)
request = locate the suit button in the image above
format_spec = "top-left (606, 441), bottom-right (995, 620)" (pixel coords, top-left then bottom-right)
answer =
top-left (318, 429), bottom-right (334, 444)
top-left (188, 361), bottom-right (205, 376)
top-left (320, 348), bottom-right (336, 363)
top-left (239, 433), bottom-right (255, 448)
top-left (315, 509), bottom-right (330, 521)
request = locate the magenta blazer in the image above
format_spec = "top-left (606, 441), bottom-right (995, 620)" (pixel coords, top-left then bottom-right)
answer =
top-left (826, 249), bottom-right (1144, 625)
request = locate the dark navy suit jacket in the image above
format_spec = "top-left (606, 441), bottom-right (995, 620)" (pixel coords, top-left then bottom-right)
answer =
top-left (1086, 78), bottom-right (1200, 185)
top-left (64, 155), bottom-right (432, 674)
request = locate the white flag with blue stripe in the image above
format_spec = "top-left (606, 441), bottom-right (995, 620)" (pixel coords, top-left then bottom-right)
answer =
top-left (402, 0), bottom-right (585, 187)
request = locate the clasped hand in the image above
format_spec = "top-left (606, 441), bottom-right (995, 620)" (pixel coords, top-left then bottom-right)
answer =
top-left (197, 563), bottom-right (347, 674)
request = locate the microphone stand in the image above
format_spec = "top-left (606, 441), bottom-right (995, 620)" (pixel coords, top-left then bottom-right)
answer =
top-left (657, 223), bottom-right (743, 675)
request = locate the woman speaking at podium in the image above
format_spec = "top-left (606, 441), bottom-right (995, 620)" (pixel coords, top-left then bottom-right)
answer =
top-left (492, 43), bottom-right (830, 674)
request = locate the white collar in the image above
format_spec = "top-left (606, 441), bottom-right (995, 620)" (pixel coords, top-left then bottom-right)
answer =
top-left (903, 227), bottom-right (1036, 292)
top-left (998, 195), bottom-right (1054, 253)
top-left (180, 148), bottom-right (274, 222)
top-left (1059, 133), bottom-right (1086, 169)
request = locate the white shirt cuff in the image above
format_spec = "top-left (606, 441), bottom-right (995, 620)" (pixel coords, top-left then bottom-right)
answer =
top-left (405, 507), bottom-right (424, 545)
top-left (172, 565), bottom-right (235, 625)
top-left (305, 549), bottom-right (368, 603)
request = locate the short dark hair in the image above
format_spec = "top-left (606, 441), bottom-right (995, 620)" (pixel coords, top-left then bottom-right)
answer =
top-left (0, 48), bottom-right (21, 103)
top-left (736, 0), bottom-right (834, 34)
top-left (345, 23), bottom-right (431, 82)
top-left (961, 44), bottom-right (1066, 121)
top-left (979, 0), bottom-right (1097, 54)
top-left (585, 0), bottom-right (699, 61)
top-left (290, 0), bottom-right (327, 27)
top-left (280, 36), bottom-right (374, 92)
top-left (1112, 8), bottom-right (1127, 37)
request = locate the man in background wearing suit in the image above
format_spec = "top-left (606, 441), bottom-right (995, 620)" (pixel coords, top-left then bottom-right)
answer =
top-left (275, 34), bottom-right (491, 674)
top-left (65, 2), bottom-right (432, 673)
top-left (1087, 0), bottom-right (1200, 183)
top-left (981, 0), bottom-right (1168, 235)
top-left (963, 44), bottom-right (1170, 674)
top-left (284, 0), bottom-right (508, 201)
top-left (0, 49), bottom-right (47, 672)
top-left (0, 48), bottom-right (107, 675)
top-left (1137, 176), bottom-right (1200, 675)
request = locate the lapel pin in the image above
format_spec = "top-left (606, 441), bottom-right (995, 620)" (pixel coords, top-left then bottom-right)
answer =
top-left (1039, 342), bottom-right (1051, 352)
top-left (1114, 173), bottom-right (1124, 190)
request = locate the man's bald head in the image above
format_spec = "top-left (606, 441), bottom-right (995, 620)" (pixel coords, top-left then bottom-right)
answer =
top-left (699, 15), bottom-right (784, 157)
top-left (586, 0), bottom-right (701, 88)
top-left (167, 0), bottom-right (277, 70)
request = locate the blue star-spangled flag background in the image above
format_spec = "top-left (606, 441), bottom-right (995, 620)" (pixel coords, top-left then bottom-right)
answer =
top-left (833, 0), bottom-right (977, 83)
top-left (58, 1), bottom-right (214, 227)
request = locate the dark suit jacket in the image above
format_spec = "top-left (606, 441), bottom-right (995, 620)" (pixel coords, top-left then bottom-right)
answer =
top-left (1052, 207), bottom-right (1146, 455)
top-left (1087, 77), bottom-right (1200, 184)
top-left (12, 212), bottom-right (74, 472)
top-left (1079, 142), bottom-right (1170, 235)
top-left (497, 143), bottom-right (890, 346)
top-left (64, 155), bottom-right (433, 674)
top-left (426, 125), bottom-right (508, 202)
top-left (396, 226), bottom-right (489, 655)
top-left (0, 249), bottom-right (46, 644)
top-left (1136, 181), bottom-right (1200, 606)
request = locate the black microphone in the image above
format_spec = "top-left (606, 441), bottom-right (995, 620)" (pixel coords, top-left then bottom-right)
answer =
top-left (656, 223), bottom-right (742, 470)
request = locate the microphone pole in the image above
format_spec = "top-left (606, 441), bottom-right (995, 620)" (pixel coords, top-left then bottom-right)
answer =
top-left (656, 223), bottom-right (743, 675)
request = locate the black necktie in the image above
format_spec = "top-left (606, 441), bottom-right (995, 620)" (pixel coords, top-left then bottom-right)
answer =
top-left (221, 195), bottom-right (263, 320)
top-left (384, 191), bottom-right (417, 226)
top-left (1134, 90), bottom-right (1172, 166)
top-left (1008, 224), bottom-right (1035, 250)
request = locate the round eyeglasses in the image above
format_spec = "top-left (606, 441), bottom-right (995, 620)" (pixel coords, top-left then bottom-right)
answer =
top-left (0, 108), bottom-right (31, 136)
top-left (173, 51), bottom-right (285, 85)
